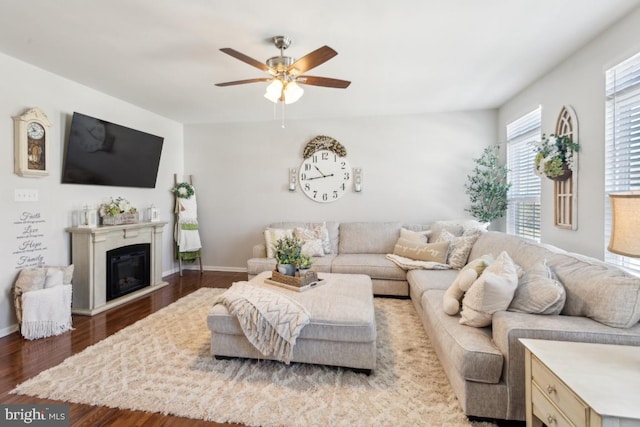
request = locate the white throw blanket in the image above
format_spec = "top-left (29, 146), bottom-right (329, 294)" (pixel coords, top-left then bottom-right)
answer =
top-left (175, 193), bottom-right (202, 252)
top-left (21, 284), bottom-right (73, 340)
top-left (386, 253), bottom-right (452, 271)
top-left (212, 282), bottom-right (311, 364)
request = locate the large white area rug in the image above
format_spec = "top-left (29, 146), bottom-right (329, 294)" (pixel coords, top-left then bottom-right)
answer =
top-left (12, 288), bottom-right (496, 427)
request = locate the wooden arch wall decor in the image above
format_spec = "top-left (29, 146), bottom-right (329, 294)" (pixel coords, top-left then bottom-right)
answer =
top-left (554, 105), bottom-right (578, 230)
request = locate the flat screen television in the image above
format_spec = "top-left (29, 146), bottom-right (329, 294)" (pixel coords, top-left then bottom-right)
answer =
top-left (61, 112), bottom-right (164, 188)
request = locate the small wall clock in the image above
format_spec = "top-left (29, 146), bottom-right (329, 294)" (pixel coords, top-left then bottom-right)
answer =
top-left (299, 136), bottom-right (351, 203)
top-left (13, 107), bottom-right (51, 177)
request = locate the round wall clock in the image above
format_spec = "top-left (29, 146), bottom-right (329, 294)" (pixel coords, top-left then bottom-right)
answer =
top-left (299, 149), bottom-right (351, 203)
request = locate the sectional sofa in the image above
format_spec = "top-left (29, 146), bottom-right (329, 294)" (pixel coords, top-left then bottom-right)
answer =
top-left (246, 221), bottom-right (640, 421)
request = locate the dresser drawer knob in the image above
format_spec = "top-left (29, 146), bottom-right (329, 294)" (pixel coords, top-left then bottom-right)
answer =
top-left (546, 384), bottom-right (556, 395)
top-left (547, 414), bottom-right (557, 425)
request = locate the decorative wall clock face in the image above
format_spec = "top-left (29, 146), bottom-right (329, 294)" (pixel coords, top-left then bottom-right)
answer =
top-left (299, 149), bottom-right (351, 203)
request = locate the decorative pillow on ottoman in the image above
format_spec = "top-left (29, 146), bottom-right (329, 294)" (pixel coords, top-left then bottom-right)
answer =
top-left (460, 251), bottom-right (518, 327)
top-left (509, 260), bottom-right (566, 315)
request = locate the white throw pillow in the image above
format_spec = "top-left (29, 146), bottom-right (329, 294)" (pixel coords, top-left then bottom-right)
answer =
top-left (443, 254), bottom-right (494, 315)
top-left (509, 260), bottom-right (566, 315)
top-left (44, 269), bottom-right (64, 289)
top-left (264, 228), bottom-right (293, 258)
top-left (400, 227), bottom-right (431, 243)
top-left (300, 238), bottom-right (325, 257)
top-left (460, 251), bottom-right (518, 327)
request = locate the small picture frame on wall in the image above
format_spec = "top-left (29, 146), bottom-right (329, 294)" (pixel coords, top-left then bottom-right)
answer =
top-left (13, 107), bottom-right (52, 177)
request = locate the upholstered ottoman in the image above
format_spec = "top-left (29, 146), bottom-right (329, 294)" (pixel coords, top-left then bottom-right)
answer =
top-left (207, 271), bottom-right (377, 372)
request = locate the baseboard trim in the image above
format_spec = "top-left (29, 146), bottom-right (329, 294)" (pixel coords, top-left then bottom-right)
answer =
top-left (0, 324), bottom-right (19, 338)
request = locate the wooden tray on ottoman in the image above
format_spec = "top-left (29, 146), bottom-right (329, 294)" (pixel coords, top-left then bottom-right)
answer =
top-left (266, 270), bottom-right (325, 292)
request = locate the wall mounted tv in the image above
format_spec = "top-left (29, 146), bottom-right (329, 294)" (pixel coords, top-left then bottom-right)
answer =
top-left (61, 112), bottom-right (164, 188)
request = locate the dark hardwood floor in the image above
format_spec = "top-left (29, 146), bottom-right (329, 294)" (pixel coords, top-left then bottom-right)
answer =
top-left (0, 270), bottom-right (246, 427)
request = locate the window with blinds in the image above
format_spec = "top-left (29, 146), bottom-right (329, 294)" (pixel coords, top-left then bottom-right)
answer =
top-left (506, 107), bottom-right (542, 241)
top-left (605, 51), bottom-right (640, 271)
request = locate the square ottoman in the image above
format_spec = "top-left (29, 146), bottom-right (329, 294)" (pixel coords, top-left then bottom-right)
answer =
top-left (207, 271), bottom-right (377, 372)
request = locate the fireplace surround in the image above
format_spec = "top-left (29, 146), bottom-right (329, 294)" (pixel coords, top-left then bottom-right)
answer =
top-left (66, 222), bottom-right (168, 315)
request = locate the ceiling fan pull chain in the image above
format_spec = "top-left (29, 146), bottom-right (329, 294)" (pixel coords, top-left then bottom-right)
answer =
top-left (281, 101), bottom-right (286, 129)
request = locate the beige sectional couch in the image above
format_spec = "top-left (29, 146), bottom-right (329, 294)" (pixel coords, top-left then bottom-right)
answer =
top-left (246, 221), bottom-right (640, 422)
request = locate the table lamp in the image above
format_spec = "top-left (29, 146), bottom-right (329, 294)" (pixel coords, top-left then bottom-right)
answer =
top-left (608, 191), bottom-right (640, 257)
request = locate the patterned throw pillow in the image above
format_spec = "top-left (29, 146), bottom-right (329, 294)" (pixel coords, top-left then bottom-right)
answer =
top-left (436, 228), bottom-right (482, 269)
top-left (294, 224), bottom-right (330, 255)
top-left (393, 238), bottom-right (449, 264)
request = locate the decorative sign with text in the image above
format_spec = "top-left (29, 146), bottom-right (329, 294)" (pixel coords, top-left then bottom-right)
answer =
top-left (13, 211), bottom-right (47, 269)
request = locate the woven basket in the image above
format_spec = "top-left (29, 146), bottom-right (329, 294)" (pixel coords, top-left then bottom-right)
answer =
top-left (102, 213), bottom-right (138, 225)
top-left (271, 270), bottom-right (318, 288)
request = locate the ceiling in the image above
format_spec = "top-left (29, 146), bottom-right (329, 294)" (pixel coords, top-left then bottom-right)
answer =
top-left (1, 0), bottom-right (639, 124)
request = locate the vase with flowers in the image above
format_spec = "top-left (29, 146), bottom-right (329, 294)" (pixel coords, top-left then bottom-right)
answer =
top-left (533, 134), bottom-right (580, 181)
top-left (99, 196), bottom-right (138, 225)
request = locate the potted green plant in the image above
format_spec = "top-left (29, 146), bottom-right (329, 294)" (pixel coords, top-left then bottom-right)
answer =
top-left (464, 144), bottom-right (511, 223)
top-left (533, 133), bottom-right (579, 181)
top-left (296, 253), bottom-right (313, 276)
top-left (273, 235), bottom-right (302, 276)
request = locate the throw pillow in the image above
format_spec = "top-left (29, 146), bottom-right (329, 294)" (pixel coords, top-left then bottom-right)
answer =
top-left (430, 219), bottom-right (489, 242)
top-left (393, 238), bottom-right (449, 264)
top-left (508, 260), bottom-right (566, 315)
top-left (300, 238), bottom-right (325, 257)
top-left (43, 264), bottom-right (74, 285)
top-left (294, 225), bottom-right (328, 256)
top-left (436, 228), bottom-right (482, 269)
top-left (400, 227), bottom-right (431, 243)
top-left (14, 268), bottom-right (47, 294)
top-left (44, 269), bottom-right (65, 289)
top-left (443, 254), bottom-right (494, 315)
top-left (460, 251), bottom-right (518, 327)
top-left (264, 228), bottom-right (293, 258)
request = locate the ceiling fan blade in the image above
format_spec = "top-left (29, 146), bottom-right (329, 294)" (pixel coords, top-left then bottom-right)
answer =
top-left (215, 77), bottom-right (271, 87)
top-left (287, 46), bottom-right (337, 75)
top-left (219, 48), bottom-right (270, 72)
top-left (296, 76), bottom-right (351, 89)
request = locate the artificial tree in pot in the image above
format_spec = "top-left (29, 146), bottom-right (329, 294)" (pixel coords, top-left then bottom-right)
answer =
top-left (464, 143), bottom-right (511, 224)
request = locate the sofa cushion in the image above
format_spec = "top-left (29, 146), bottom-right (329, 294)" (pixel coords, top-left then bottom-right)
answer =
top-left (407, 269), bottom-right (461, 305)
top-left (331, 254), bottom-right (406, 281)
top-left (421, 289), bottom-right (504, 384)
top-left (338, 222), bottom-right (401, 254)
top-left (430, 219), bottom-right (488, 242)
top-left (392, 238), bottom-right (449, 263)
top-left (400, 227), bottom-right (431, 243)
top-left (508, 260), bottom-right (566, 315)
top-left (460, 251), bottom-right (518, 327)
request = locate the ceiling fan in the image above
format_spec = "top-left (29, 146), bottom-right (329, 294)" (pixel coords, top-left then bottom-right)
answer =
top-left (215, 36), bottom-right (351, 104)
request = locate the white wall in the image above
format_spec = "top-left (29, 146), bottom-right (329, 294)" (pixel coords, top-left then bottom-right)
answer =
top-left (498, 6), bottom-right (640, 259)
top-left (184, 111), bottom-right (497, 270)
top-left (0, 53), bottom-right (184, 336)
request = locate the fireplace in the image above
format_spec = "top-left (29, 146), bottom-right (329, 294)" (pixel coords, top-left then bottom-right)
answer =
top-left (106, 243), bottom-right (151, 301)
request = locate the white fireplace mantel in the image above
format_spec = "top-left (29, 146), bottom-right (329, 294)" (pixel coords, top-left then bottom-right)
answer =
top-left (65, 221), bottom-right (169, 315)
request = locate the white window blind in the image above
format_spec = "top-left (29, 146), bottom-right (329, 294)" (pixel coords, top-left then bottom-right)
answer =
top-left (506, 107), bottom-right (541, 241)
top-left (605, 51), bottom-right (640, 272)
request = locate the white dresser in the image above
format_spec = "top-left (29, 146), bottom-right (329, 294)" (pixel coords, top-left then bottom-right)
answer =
top-left (521, 339), bottom-right (640, 427)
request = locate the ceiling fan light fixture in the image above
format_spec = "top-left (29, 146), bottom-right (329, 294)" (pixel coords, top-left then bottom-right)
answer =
top-left (264, 79), bottom-right (283, 103)
top-left (283, 81), bottom-right (304, 104)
